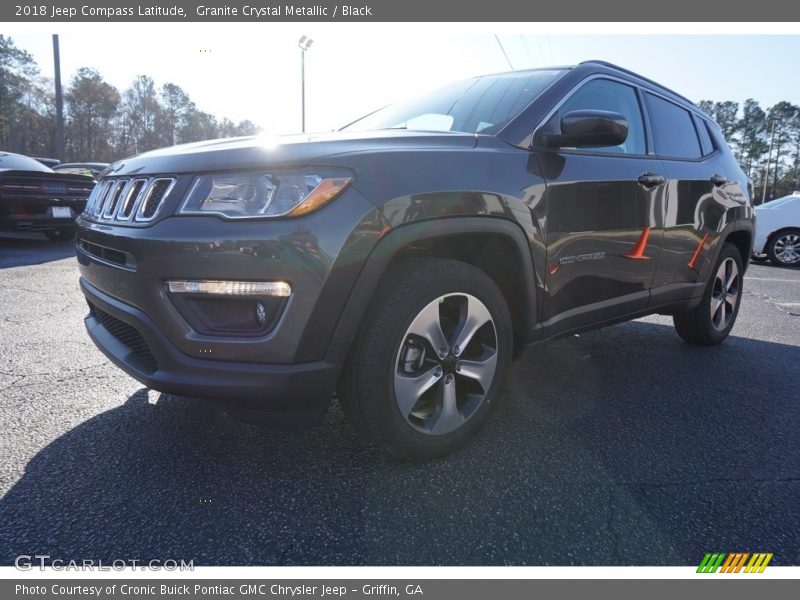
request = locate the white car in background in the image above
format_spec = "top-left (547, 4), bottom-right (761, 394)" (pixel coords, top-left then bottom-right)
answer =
top-left (753, 193), bottom-right (800, 267)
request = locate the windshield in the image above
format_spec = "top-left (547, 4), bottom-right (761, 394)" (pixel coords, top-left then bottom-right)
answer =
top-left (342, 69), bottom-right (564, 135)
top-left (54, 166), bottom-right (99, 177)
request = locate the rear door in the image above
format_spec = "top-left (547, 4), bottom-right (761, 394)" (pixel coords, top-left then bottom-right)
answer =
top-left (537, 77), bottom-right (664, 332)
top-left (644, 92), bottom-right (735, 299)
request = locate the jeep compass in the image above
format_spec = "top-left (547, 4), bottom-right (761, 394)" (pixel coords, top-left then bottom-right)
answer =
top-left (76, 61), bottom-right (754, 459)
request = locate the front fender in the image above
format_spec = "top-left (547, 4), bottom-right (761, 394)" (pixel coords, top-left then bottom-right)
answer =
top-left (328, 216), bottom-right (539, 349)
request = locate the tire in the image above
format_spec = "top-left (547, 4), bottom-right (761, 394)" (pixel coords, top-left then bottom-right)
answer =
top-left (43, 227), bottom-right (75, 242)
top-left (339, 258), bottom-right (513, 460)
top-left (673, 242), bottom-right (744, 346)
top-left (766, 228), bottom-right (800, 267)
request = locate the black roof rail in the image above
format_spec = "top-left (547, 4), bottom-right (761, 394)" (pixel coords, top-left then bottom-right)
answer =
top-left (578, 60), bottom-right (699, 109)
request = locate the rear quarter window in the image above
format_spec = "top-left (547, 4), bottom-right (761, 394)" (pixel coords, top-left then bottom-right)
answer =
top-left (645, 93), bottom-right (702, 160)
top-left (694, 115), bottom-right (715, 156)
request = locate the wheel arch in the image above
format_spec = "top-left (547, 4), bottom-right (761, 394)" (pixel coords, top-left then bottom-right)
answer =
top-left (766, 225), bottom-right (800, 243)
top-left (329, 217), bottom-right (539, 358)
top-left (725, 225), bottom-right (753, 272)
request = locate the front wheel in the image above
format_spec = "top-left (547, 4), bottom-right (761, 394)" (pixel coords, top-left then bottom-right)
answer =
top-left (339, 258), bottom-right (513, 460)
top-left (673, 242), bottom-right (744, 346)
top-left (766, 229), bottom-right (800, 267)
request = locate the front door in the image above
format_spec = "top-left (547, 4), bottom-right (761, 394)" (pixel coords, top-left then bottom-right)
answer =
top-left (536, 78), bottom-right (664, 331)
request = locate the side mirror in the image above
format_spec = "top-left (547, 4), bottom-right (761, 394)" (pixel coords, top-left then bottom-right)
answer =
top-left (541, 109), bottom-right (628, 148)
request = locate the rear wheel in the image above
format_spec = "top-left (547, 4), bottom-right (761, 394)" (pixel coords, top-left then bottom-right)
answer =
top-left (43, 227), bottom-right (75, 242)
top-left (673, 242), bottom-right (743, 346)
top-left (339, 258), bottom-right (513, 460)
top-left (766, 229), bottom-right (800, 267)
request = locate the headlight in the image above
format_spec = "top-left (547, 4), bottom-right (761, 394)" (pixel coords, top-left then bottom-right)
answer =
top-left (178, 170), bottom-right (352, 219)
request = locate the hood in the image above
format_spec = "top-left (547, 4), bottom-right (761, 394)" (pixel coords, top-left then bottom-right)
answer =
top-left (755, 195), bottom-right (799, 212)
top-left (106, 130), bottom-right (478, 177)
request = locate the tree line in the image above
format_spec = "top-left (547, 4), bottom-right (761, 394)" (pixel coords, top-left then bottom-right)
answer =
top-left (0, 35), bottom-right (257, 165)
top-left (697, 99), bottom-right (800, 201)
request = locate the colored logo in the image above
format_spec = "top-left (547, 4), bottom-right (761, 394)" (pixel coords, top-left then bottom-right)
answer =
top-left (697, 552), bottom-right (773, 573)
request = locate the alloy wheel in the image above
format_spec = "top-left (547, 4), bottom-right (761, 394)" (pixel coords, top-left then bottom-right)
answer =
top-left (773, 233), bottom-right (800, 265)
top-left (394, 293), bottom-right (497, 435)
top-left (710, 257), bottom-right (740, 331)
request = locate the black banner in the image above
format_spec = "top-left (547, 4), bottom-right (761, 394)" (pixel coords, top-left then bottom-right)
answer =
top-left (4, 579), bottom-right (798, 600)
top-left (3, 0), bottom-right (800, 22)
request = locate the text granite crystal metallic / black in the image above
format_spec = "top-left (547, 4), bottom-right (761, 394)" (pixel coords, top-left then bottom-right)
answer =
top-left (76, 61), bottom-right (754, 459)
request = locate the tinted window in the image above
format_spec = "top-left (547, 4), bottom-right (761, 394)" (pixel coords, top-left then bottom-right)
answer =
top-left (646, 93), bottom-right (702, 159)
top-left (343, 70), bottom-right (564, 134)
top-left (694, 115), bottom-right (715, 156)
top-left (555, 79), bottom-right (646, 155)
top-left (0, 152), bottom-right (52, 172)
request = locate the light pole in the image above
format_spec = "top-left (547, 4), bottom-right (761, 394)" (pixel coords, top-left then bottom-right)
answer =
top-left (52, 34), bottom-right (65, 161)
top-left (298, 36), bottom-right (313, 133)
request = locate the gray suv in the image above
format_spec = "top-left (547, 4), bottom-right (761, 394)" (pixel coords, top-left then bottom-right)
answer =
top-left (76, 61), bottom-right (754, 459)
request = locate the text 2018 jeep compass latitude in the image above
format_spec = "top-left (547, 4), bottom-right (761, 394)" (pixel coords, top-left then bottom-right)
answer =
top-left (77, 61), bottom-right (754, 459)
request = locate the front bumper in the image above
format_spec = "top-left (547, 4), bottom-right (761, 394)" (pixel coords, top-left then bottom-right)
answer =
top-left (76, 187), bottom-right (382, 425)
top-left (82, 276), bottom-right (348, 427)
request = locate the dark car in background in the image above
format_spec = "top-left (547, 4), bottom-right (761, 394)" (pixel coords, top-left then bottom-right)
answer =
top-left (76, 61), bottom-right (754, 458)
top-left (0, 152), bottom-right (95, 241)
top-left (33, 157), bottom-right (61, 169)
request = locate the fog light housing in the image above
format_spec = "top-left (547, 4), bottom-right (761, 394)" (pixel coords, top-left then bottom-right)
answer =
top-left (165, 280), bottom-right (290, 337)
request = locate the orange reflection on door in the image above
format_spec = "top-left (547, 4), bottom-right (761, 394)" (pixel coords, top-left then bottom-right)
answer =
top-left (625, 227), bottom-right (651, 260)
top-left (687, 233), bottom-right (710, 271)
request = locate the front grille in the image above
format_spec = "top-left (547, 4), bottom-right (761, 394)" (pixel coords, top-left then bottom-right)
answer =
top-left (89, 303), bottom-right (158, 372)
top-left (102, 180), bottom-right (127, 218)
top-left (85, 176), bottom-right (176, 224)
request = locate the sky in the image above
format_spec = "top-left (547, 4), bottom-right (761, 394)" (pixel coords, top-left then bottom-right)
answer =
top-left (6, 26), bottom-right (800, 135)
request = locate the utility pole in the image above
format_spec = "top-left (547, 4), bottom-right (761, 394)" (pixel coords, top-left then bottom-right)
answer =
top-left (761, 119), bottom-right (776, 205)
top-left (298, 36), bottom-right (313, 133)
top-left (494, 35), bottom-right (514, 70)
top-left (52, 34), bottom-right (65, 161)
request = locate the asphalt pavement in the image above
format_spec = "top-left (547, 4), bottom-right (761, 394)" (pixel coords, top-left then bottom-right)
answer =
top-left (1, 232), bottom-right (798, 566)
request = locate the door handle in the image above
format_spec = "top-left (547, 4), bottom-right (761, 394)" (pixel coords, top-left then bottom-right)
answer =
top-left (710, 174), bottom-right (728, 187)
top-left (637, 173), bottom-right (665, 188)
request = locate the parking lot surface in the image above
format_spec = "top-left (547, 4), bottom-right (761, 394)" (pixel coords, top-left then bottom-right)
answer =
top-left (1, 232), bottom-right (798, 565)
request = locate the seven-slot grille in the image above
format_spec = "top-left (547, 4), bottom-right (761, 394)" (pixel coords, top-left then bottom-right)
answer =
top-left (85, 176), bottom-right (176, 223)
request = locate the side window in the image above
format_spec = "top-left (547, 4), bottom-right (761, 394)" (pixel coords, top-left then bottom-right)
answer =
top-left (693, 114), bottom-right (715, 156)
top-left (554, 79), bottom-right (646, 155)
top-left (646, 93), bottom-right (702, 159)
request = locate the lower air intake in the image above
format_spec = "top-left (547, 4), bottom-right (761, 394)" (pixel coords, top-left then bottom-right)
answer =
top-left (89, 303), bottom-right (158, 372)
